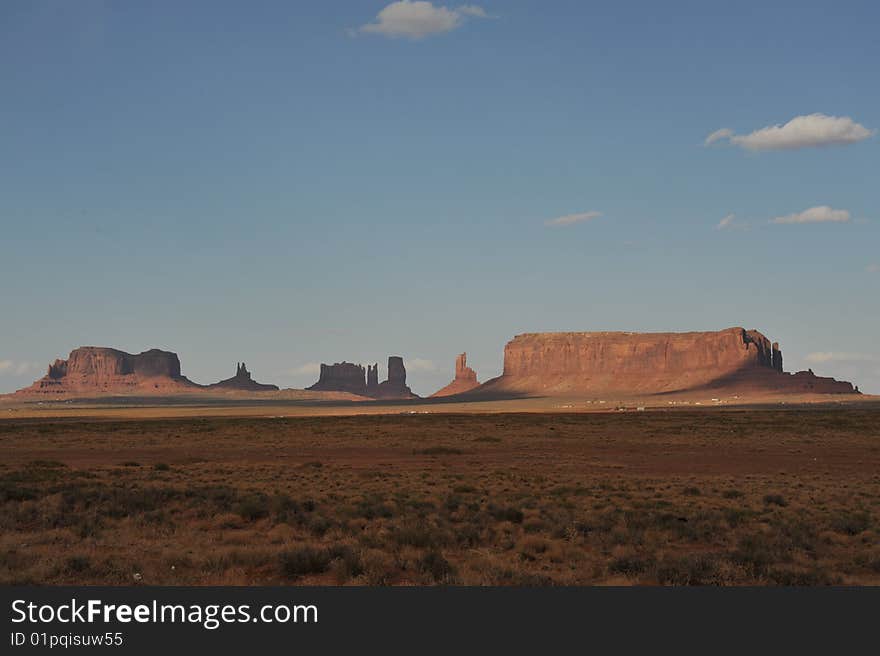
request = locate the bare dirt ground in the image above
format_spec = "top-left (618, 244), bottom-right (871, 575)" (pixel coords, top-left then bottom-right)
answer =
top-left (1, 403), bottom-right (878, 585)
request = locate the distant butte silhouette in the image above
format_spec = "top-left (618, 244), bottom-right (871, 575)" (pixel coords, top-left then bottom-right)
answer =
top-left (207, 362), bottom-right (279, 392)
top-left (307, 356), bottom-right (418, 399)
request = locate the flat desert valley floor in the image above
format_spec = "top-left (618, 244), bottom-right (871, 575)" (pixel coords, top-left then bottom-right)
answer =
top-left (1, 401), bottom-right (879, 585)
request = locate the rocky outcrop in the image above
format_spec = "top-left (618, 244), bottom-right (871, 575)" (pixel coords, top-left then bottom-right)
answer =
top-left (477, 328), bottom-right (858, 396)
top-left (374, 356), bottom-right (418, 399)
top-left (207, 362), bottom-right (279, 392)
top-left (307, 356), bottom-right (419, 399)
top-left (431, 353), bottom-right (480, 397)
top-left (14, 347), bottom-right (200, 397)
top-left (307, 362), bottom-right (367, 396)
top-left (366, 363), bottom-right (379, 396)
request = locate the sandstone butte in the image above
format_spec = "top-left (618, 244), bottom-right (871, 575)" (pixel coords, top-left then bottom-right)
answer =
top-left (206, 362), bottom-right (279, 392)
top-left (430, 353), bottom-right (480, 398)
top-left (307, 356), bottom-right (419, 400)
top-left (473, 327), bottom-right (858, 396)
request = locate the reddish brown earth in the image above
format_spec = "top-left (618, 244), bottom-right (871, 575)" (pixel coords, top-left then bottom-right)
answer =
top-left (206, 363), bottom-right (279, 392)
top-left (431, 353), bottom-right (480, 398)
top-left (476, 328), bottom-right (857, 397)
top-left (12, 347), bottom-right (201, 397)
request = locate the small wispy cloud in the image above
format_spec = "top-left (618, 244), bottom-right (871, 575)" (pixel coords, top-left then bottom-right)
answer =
top-left (704, 113), bottom-right (875, 151)
top-left (545, 210), bottom-right (603, 228)
top-left (805, 352), bottom-right (879, 364)
top-left (406, 358), bottom-right (436, 372)
top-left (770, 206), bottom-right (850, 225)
top-left (867, 263), bottom-right (880, 274)
top-left (0, 360), bottom-right (39, 376)
top-left (356, 1), bottom-right (492, 39)
top-left (287, 362), bottom-right (321, 376)
top-left (715, 213), bottom-right (750, 231)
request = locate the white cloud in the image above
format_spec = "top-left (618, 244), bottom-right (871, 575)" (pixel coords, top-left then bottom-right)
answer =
top-left (770, 205), bottom-right (850, 225)
top-left (705, 113), bottom-right (875, 151)
top-left (805, 352), bottom-right (878, 364)
top-left (358, 2), bottom-right (491, 39)
top-left (704, 128), bottom-right (733, 146)
top-left (287, 362), bottom-right (321, 376)
top-left (406, 358), bottom-right (436, 372)
top-left (545, 210), bottom-right (603, 227)
top-left (0, 360), bottom-right (39, 376)
top-left (867, 263), bottom-right (880, 273)
top-left (716, 213), bottom-right (737, 230)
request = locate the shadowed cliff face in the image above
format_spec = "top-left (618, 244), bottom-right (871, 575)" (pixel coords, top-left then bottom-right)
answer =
top-left (307, 362), bottom-right (367, 396)
top-left (307, 357), bottom-right (418, 399)
top-left (15, 347), bottom-right (198, 396)
top-left (479, 328), bottom-right (857, 396)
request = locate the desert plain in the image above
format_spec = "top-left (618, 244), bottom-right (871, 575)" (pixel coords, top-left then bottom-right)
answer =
top-left (2, 394), bottom-right (878, 586)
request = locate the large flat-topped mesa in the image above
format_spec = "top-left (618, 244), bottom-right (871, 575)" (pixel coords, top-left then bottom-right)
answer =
top-left (14, 346), bottom-right (200, 396)
top-left (478, 327), bottom-right (856, 396)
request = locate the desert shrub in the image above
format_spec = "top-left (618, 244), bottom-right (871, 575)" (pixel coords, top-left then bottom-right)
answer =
top-left (830, 511), bottom-right (871, 536)
top-left (279, 547), bottom-right (332, 579)
top-left (352, 496), bottom-right (394, 520)
top-left (488, 505), bottom-right (524, 524)
top-left (655, 554), bottom-right (723, 585)
top-left (0, 482), bottom-right (38, 502)
top-left (732, 533), bottom-right (794, 577)
top-left (153, 463), bottom-right (171, 471)
top-left (27, 460), bottom-right (67, 469)
top-left (119, 461), bottom-right (141, 467)
top-left (415, 447), bottom-right (464, 456)
top-left (418, 550), bottom-right (456, 583)
top-left (722, 489), bottom-right (744, 499)
top-left (766, 567), bottom-right (836, 586)
top-left (763, 494), bottom-right (787, 507)
top-left (235, 493), bottom-right (270, 521)
top-left (609, 555), bottom-right (649, 577)
top-left (682, 486), bottom-right (701, 496)
top-left (390, 521), bottom-right (448, 549)
top-left (64, 555), bottom-right (91, 574)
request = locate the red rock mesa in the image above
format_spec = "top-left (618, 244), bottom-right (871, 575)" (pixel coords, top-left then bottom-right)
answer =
top-left (476, 328), bottom-right (857, 396)
top-left (431, 353), bottom-right (480, 397)
top-left (207, 362), bottom-right (279, 392)
top-left (13, 347), bottom-right (200, 397)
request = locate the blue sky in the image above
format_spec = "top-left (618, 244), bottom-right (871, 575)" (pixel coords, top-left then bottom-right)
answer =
top-left (1, 0), bottom-right (878, 395)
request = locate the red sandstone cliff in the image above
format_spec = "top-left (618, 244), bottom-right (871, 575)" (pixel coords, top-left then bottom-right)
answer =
top-left (477, 328), bottom-right (857, 396)
top-left (13, 347), bottom-right (201, 397)
top-left (207, 362), bottom-right (279, 392)
top-left (431, 353), bottom-right (480, 398)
